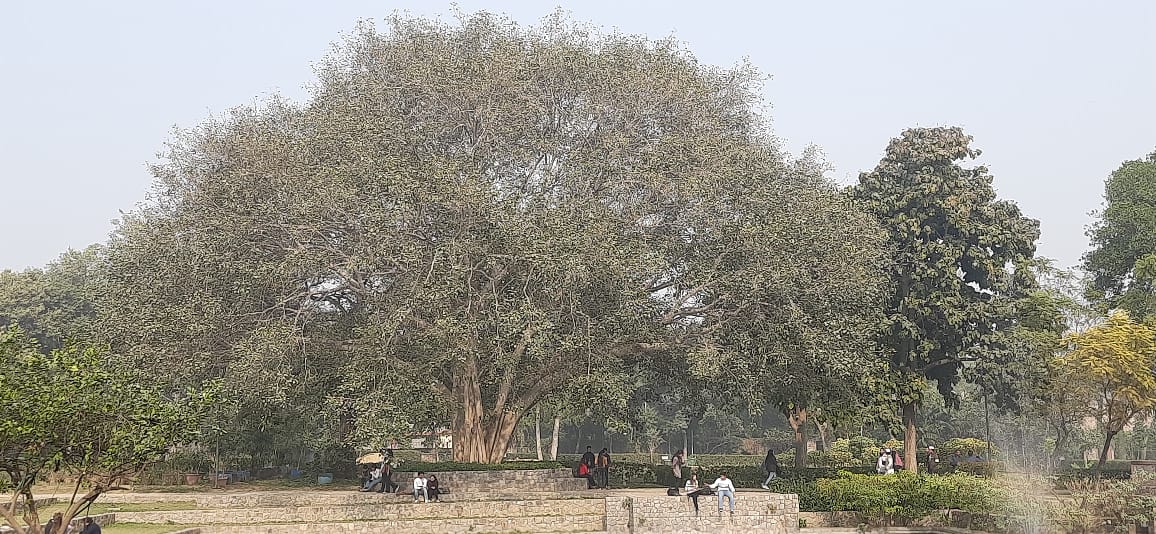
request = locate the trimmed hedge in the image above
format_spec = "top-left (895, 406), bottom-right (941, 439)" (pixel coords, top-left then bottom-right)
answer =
top-left (816, 471), bottom-right (1007, 520)
top-left (1054, 466), bottom-right (1132, 488)
top-left (558, 459), bottom-right (876, 488)
top-left (555, 453), bottom-right (763, 467)
top-left (393, 460), bottom-right (565, 472)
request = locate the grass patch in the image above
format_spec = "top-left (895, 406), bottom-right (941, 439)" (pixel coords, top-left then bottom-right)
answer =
top-left (103, 524), bottom-right (194, 534)
top-left (38, 501), bottom-right (197, 515)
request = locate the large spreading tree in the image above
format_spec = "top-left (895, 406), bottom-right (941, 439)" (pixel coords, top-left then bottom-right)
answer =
top-left (103, 12), bottom-right (890, 463)
top-left (852, 127), bottom-right (1040, 471)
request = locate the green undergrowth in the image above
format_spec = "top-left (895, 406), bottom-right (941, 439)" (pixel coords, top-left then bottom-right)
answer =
top-left (38, 501), bottom-right (198, 515)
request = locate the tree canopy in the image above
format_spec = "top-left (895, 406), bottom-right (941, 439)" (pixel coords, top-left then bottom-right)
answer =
top-left (99, 12), bottom-right (891, 463)
top-left (1084, 151), bottom-right (1156, 320)
top-left (1063, 311), bottom-right (1156, 472)
top-left (851, 127), bottom-right (1041, 471)
top-left (0, 326), bottom-right (210, 534)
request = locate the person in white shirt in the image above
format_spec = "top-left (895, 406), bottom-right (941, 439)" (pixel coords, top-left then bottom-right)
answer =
top-left (708, 473), bottom-right (735, 513)
top-left (877, 449), bottom-right (895, 475)
top-left (684, 474), bottom-right (703, 514)
top-left (413, 471), bottom-right (428, 503)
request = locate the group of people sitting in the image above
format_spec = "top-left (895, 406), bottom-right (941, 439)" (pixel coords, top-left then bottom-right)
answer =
top-left (669, 449), bottom-right (745, 514)
top-left (360, 465), bottom-right (443, 502)
top-left (359, 461), bottom-right (398, 493)
top-left (43, 514), bottom-right (101, 534)
top-left (683, 473), bottom-right (737, 514)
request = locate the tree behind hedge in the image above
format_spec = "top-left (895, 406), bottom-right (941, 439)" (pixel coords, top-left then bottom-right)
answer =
top-left (1084, 151), bottom-right (1156, 320)
top-left (852, 127), bottom-right (1040, 472)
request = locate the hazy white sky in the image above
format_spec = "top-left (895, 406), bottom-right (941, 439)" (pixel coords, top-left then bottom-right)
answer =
top-left (2, 1), bottom-right (1154, 271)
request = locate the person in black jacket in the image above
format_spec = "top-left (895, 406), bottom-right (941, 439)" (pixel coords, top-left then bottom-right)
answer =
top-left (760, 448), bottom-right (780, 489)
top-left (81, 517), bottom-right (102, 534)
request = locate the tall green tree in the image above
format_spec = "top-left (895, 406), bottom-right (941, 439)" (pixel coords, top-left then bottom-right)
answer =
top-left (1084, 151), bottom-right (1156, 320)
top-left (0, 246), bottom-right (104, 351)
top-left (852, 127), bottom-right (1040, 471)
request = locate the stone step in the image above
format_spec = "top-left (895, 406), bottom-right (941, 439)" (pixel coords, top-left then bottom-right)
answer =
top-left (193, 514), bottom-right (606, 534)
top-left (605, 492), bottom-right (800, 533)
top-left (375, 489), bottom-right (606, 503)
top-left (115, 498), bottom-right (607, 525)
top-left (77, 489), bottom-right (604, 508)
top-left (392, 469), bottom-right (590, 493)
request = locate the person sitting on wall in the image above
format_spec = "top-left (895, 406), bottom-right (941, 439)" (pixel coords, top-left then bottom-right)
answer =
top-left (360, 464), bottom-right (385, 492)
top-left (81, 517), bottom-right (102, 534)
top-left (413, 471), bottom-right (429, 503)
top-left (427, 474), bottom-right (441, 502)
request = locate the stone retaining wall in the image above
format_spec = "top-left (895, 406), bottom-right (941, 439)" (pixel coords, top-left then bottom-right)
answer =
top-left (393, 468), bottom-right (588, 493)
top-left (606, 492), bottom-right (799, 534)
top-left (196, 514), bottom-right (606, 534)
top-left (116, 498), bottom-right (606, 524)
top-left (0, 512), bottom-right (114, 534)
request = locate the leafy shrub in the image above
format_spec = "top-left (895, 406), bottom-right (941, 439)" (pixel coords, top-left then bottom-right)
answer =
top-left (1053, 465), bottom-right (1132, 488)
top-left (816, 472), bottom-right (1007, 523)
top-left (951, 461), bottom-right (1000, 478)
top-left (830, 436), bottom-right (882, 466)
top-left (1051, 474), bottom-right (1156, 532)
top-left (939, 437), bottom-right (995, 458)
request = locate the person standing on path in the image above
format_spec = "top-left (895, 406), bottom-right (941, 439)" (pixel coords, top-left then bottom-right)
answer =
top-left (595, 447), bottom-right (611, 489)
top-left (708, 472), bottom-right (736, 514)
top-left (877, 449), bottom-right (894, 475)
top-left (581, 445), bottom-right (596, 469)
top-left (671, 449), bottom-right (686, 488)
top-left (760, 448), bottom-right (780, 489)
top-left (44, 512), bottom-right (63, 534)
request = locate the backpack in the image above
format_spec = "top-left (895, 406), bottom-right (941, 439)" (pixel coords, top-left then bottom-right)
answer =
top-left (666, 488), bottom-right (680, 496)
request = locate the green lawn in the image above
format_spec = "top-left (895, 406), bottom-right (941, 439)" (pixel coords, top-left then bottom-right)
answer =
top-left (103, 524), bottom-right (194, 534)
top-left (38, 501), bottom-right (197, 515)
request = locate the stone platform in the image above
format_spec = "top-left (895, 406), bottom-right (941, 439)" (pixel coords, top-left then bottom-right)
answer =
top-left (607, 490), bottom-right (799, 534)
top-left (32, 470), bottom-right (801, 534)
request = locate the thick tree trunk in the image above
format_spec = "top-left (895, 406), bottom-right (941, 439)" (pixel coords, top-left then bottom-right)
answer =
top-left (451, 354), bottom-right (524, 463)
top-left (549, 416), bottom-right (560, 460)
top-left (535, 408), bottom-right (543, 461)
top-left (902, 401), bottom-right (918, 473)
top-left (1095, 430), bottom-right (1119, 477)
top-left (787, 406), bottom-right (808, 468)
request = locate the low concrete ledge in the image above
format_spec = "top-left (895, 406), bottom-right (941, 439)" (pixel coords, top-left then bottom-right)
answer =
top-left (606, 491), bottom-right (799, 533)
